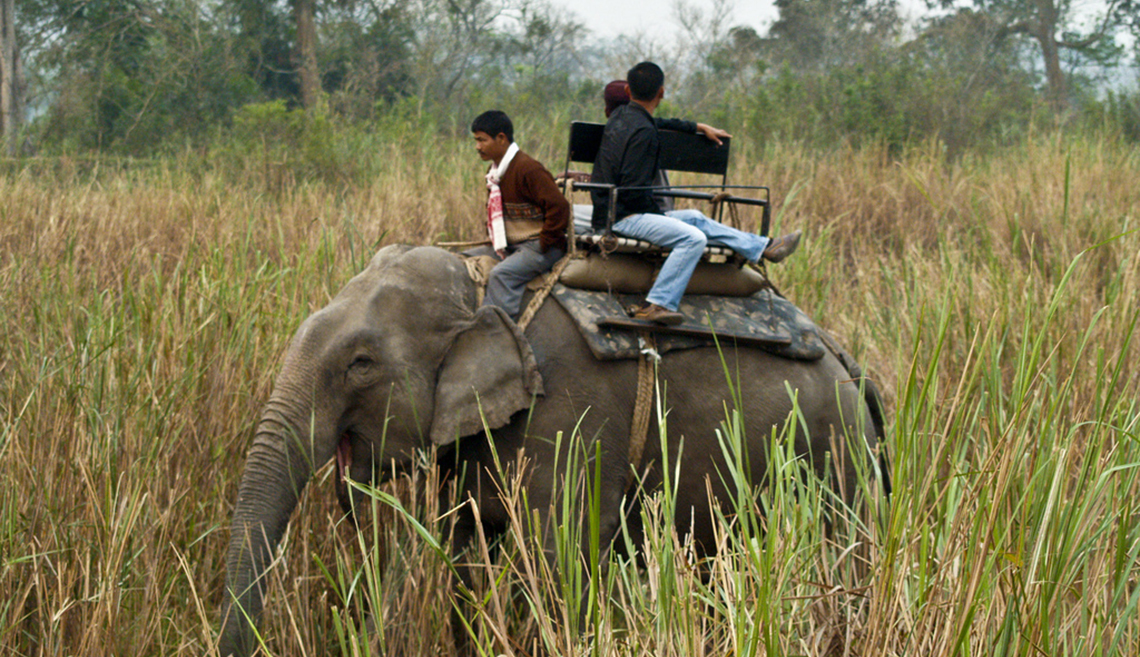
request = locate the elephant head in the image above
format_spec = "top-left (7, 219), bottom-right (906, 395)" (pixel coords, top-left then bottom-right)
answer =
top-left (218, 245), bottom-right (542, 657)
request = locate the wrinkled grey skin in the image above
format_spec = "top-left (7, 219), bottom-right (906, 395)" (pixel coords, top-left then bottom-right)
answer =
top-left (218, 245), bottom-right (885, 657)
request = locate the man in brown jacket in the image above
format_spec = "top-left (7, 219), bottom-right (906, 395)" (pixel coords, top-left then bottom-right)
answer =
top-left (468, 110), bottom-right (569, 319)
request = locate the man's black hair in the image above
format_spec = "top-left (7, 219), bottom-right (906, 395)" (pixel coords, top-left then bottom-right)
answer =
top-left (470, 110), bottom-right (514, 142)
top-left (626, 62), bottom-right (664, 102)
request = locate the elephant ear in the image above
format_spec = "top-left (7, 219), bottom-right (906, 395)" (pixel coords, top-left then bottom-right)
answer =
top-left (430, 305), bottom-right (544, 445)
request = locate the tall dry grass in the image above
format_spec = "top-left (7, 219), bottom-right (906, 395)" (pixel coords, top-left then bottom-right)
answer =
top-left (1, 132), bottom-right (1138, 656)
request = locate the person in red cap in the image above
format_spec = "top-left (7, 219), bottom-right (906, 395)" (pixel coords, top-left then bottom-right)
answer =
top-left (602, 80), bottom-right (629, 118)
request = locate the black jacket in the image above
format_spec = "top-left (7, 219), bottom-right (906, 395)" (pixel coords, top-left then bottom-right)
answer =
top-left (590, 104), bottom-right (696, 230)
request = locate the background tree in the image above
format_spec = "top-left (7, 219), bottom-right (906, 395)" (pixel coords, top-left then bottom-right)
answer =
top-left (403, 0), bottom-right (507, 108)
top-left (18, 0), bottom-right (259, 150)
top-left (9, 0), bottom-right (1138, 155)
top-left (928, 0), bottom-right (1136, 113)
top-left (230, 0), bottom-right (298, 100)
top-left (707, 26), bottom-right (766, 85)
top-left (395, 0), bottom-right (587, 121)
top-left (765, 0), bottom-right (899, 71)
top-left (24, 0), bottom-right (167, 148)
top-left (498, 0), bottom-right (585, 90)
top-left (320, 0), bottom-right (413, 117)
top-left (668, 0), bottom-right (736, 109)
top-left (229, 0), bottom-right (325, 108)
top-left (1, 0), bottom-right (23, 154)
top-left (296, 0), bottom-right (319, 107)
top-left (901, 8), bottom-right (1039, 151)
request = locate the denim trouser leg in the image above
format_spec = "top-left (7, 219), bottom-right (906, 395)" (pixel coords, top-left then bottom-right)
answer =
top-left (612, 213), bottom-right (707, 311)
top-left (477, 240), bottom-right (564, 319)
top-left (664, 209), bottom-right (770, 263)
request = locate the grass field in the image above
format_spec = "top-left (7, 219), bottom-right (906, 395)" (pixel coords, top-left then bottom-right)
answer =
top-left (1, 131), bottom-right (1138, 656)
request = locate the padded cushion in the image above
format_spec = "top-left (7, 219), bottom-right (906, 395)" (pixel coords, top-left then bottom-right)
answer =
top-left (559, 253), bottom-right (765, 297)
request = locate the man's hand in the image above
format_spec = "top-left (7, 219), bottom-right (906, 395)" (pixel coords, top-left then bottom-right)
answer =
top-left (555, 170), bottom-right (592, 184)
top-left (696, 123), bottom-right (731, 146)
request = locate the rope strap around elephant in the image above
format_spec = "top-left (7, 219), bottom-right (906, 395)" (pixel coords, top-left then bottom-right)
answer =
top-left (466, 248), bottom-right (655, 485)
top-left (462, 256), bottom-right (492, 307)
top-left (516, 253), bottom-right (575, 332)
top-left (627, 333), bottom-right (658, 491)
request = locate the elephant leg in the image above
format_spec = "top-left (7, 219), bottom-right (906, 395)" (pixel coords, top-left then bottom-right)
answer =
top-left (445, 469), bottom-right (512, 657)
top-left (571, 514), bottom-right (625, 639)
top-left (447, 506), bottom-right (481, 657)
top-left (529, 457), bottom-right (630, 639)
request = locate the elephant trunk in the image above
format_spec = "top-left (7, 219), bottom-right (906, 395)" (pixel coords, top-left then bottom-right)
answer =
top-left (219, 395), bottom-right (329, 657)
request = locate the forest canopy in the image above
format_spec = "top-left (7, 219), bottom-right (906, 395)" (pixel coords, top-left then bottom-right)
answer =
top-left (1, 0), bottom-right (1138, 157)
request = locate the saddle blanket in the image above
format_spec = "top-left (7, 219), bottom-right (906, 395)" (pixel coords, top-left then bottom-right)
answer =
top-left (550, 283), bottom-right (827, 362)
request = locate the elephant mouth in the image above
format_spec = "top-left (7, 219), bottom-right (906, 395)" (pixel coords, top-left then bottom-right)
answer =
top-left (335, 432), bottom-right (354, 517)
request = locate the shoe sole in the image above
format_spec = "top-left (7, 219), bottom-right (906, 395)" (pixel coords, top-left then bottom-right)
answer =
top-left (633, 314), bottom-right (684, 326)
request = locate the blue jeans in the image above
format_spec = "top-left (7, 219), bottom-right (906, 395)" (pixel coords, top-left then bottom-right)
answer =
top-left (465, 240), bottom-right (565, 319)
top-left (612, 209), bottom-right (770, 311)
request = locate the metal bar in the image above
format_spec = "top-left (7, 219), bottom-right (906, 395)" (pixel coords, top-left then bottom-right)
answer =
top-left (607, 188), bottom-right (619, 234)
top-left (570, 182), bottom-right (613, 192)
top-left (654, 190), bottom-right (769, 207)
top-left (760, 188), bottom-right (771, 238)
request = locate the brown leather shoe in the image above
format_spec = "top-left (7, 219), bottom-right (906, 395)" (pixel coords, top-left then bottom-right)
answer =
top-left (762, 230), bottom-right (802, 263)
top-left (631, 302), bottom-right (685, 326)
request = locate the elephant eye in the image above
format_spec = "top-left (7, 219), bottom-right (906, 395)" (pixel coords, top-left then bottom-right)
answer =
top-left (349, 355), bottom-right (375, 371)
top-left (346, 355), bottom-right (379, 386)
top-left (346, 354), bottom-right (379, 382)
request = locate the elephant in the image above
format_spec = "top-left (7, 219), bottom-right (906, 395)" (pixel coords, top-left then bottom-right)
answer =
top-left (218, 244), bottom-right (888, 656)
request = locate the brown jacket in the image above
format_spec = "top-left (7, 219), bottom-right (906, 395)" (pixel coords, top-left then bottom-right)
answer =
top-left (493, 150), bottom-right (569, 252)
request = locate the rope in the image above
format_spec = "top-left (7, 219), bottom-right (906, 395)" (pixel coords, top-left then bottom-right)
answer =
top-left (708, 191), bottom-right (743, 230)
top-left (462, 256), bottom-right (492, 306)
top-left (466, 244), bottom-right (656, 488)
top-left (599, 233), bottom-right (619, 256)
top-left (515, 253), bottom-right (574, 331)
top-left (567, 192), bottom-right (577, 257)
top-left (474, 247), bottom-right (656, 491)
top-left (556, 175), bottom-right (579, 255)
top-left (626, 333), bottom-right (657, 491)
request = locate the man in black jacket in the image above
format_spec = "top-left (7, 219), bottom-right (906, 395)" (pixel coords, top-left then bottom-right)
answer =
top-left (590, 61), bottom-right (801, 325)
top-left (602, 78), bottom-right (729, 214)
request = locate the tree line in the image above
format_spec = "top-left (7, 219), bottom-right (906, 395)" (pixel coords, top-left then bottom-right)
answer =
top-left (0, 0), bottom-right (1137, 157)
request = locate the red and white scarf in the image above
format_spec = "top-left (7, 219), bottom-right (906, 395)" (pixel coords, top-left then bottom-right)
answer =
top-left (485, 142), bottom-right (519, 257)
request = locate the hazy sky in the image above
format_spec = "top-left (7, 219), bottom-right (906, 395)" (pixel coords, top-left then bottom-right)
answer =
top-left (547, 0), bottom-right (1136, 88)
top-left (552, 0), bottom-right (935, 41)
top-left (551, 0), bottom-right (1128, 44)
top-left (559, 0), bottom-right (779, 40)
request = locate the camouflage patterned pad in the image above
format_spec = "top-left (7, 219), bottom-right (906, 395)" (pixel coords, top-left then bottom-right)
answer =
top-left (550, 283), bottom-right (826, 362)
